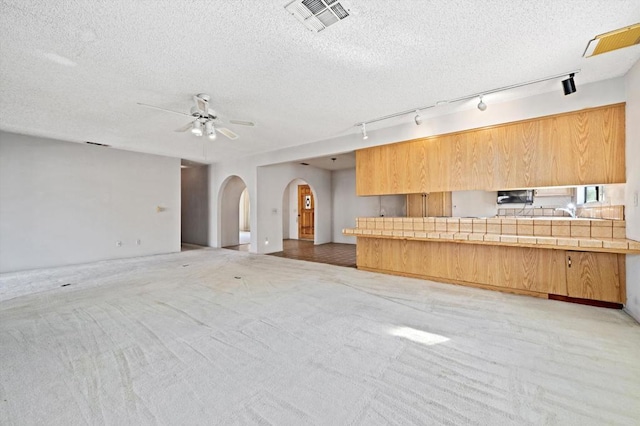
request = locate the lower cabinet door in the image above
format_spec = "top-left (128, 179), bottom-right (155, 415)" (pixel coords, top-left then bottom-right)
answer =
top-left (565, 251), bottom-right (623, 303)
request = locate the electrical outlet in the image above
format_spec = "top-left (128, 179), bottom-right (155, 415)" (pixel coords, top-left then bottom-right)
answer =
top-left (116, 241), bottom-right (122, 247)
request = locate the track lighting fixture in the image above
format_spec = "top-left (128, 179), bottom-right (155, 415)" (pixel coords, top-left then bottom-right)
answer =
top-left (414, 110), bottom-right (423, 125)
top-left (361, 123), bottom-right (368, 140)
top-left (205, 121), bottom-right (216, 140)
top-left (562, 73), bottom-right (577, 95)
top-left (191, 120), bottom-right (203, 136)
top-left (354, 70), bottom-right (580, 133)
top-left (477, 96), bottom-right (487, 111)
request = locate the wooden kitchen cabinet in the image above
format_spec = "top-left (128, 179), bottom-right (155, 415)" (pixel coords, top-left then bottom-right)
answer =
top-left (357, 238), bottom-right (568, 296)
top-left (355, 238), bottom-right (628, 304)
top-left (406, 192), bottom-right (452, 217)
top-left (565, 251), bottom-right (625, 303)
top-left (356, 103), bottom-right (625, 195)
top-left (406, 193), bottom-right (426, 217)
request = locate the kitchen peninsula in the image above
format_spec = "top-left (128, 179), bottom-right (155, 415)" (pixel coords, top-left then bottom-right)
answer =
top-left (347, 103), bottom-right (637, 306)
top-left (343, 216), bottom-right (639, 305)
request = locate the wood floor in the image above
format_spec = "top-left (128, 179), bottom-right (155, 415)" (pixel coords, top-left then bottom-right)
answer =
top-left (225, 239), bottom-right (356, 268)
top-left (268, 239), bottom-right (356, 268)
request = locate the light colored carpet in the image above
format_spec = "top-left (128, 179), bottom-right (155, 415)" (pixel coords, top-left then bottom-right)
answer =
top-left (1, 248), bottom-right (639, 425)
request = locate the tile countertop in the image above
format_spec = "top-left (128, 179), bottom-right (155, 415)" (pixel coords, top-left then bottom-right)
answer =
top-left (344, 217), bottom-right (640, 254)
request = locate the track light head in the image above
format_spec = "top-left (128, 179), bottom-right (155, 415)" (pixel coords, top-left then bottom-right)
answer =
top-left (477, 96), bottom-right (487, 111)
top-left (191, 120), bottom-right (203, 136)
top-left (562, 73), bottom-right (577, 95)
top-left (361, 123), bottom-right (368, 140)
top-left (414, 110), bottom-right (423, 125)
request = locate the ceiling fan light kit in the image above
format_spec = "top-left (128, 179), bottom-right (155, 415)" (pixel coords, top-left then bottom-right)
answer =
top-left (137, 93), bottom-right (253, 141)
top-left (191, 120), bottom-right (203, 136)
top-left (205, 121), bottom-right (216, 140)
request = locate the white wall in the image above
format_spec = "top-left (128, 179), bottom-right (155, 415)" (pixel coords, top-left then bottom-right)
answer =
top-left (0, 131), bottom-right (180, 273)
top-left (209, 160), bottom-right (256, 250)
top-left (239, 188), bottom-right (250, 232)
top-left (603, 184), bottom-right (626, 206)
top-left (207, 77), bottom-right (630, 258)
top-left (181, 165), bottom-right (209, 246)
top-left (282, 187), bottom-right (290, 240)
top-left (256, 163), bottom-right (332, 253)
top-left (332, 168), bottom-right (405, 243)
top-left (242, 78), bottom-right (626, 170)
top-left (219, 176), bottom-right (247, 247)
top-left (210, 162), bottom-right (332, 254)
top-left (452, 191), bottom-right (498, 218)
top-left (624, 59), bottom-right (640, 322)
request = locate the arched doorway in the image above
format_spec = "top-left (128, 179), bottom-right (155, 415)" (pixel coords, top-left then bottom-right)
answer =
top-left (282, 178), bottom-right (317, 243)
top-left (219, 175), bottom-right (250, 249)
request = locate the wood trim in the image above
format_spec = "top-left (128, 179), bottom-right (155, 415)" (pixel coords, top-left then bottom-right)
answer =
top-left (352, 233), bottom-right (640, 254)
top-left (619, 254), bottom-right (626, 304)
top-left (548, 294), bottom-right (623, 309)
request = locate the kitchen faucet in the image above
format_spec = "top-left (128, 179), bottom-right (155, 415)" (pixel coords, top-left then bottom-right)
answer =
top-left (555, 203), bottom-right (577, 218)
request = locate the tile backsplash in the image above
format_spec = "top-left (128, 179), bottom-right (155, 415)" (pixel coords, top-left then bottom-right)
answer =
top-left (497, 205), bottom-right (624, 220)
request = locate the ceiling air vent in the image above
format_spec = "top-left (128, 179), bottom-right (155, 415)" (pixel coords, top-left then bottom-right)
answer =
top-left (285, 0), bottom-right (350, 32)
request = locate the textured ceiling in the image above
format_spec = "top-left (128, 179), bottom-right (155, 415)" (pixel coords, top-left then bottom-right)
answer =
top-left (1, 1), bottom-right (639, 163)
top-left (298, 151), bottom-right (356, 171)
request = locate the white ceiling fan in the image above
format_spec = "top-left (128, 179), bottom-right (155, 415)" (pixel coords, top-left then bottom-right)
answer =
top-left (137, 93), bottom-right (254, 140)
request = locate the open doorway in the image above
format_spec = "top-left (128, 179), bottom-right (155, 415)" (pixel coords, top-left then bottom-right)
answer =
top-left (219, 175), bottom-right (250, 251)
top-left (181, 163), bottom-right (209, 251)
top-left (282, 179), bottom-right (316, 243)
top-left (239, 187), bottom-right (250, 245)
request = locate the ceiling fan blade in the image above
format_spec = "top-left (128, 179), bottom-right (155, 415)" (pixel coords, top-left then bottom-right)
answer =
top-left (229, 119), bottom-right (255, 127)
top-left (217, 127), bottom-right (239, 140)
top-left (174, 121), bottom-right (194, 132)
top-left (137, 102), bottom-right (192, 117)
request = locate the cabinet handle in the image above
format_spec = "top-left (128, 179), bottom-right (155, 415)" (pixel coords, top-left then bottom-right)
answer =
top-left (567, 256), bottom-right (572, 268)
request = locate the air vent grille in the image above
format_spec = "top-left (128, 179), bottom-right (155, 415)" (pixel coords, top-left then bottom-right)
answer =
top-left (331, 3), bottom-right (348, 19)
top-left (316, 8), bottom-right (339, 27)
top-left (302, 0), bottom-right (325, 15)
top-left (285, 0), bottom-right (350, 32)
